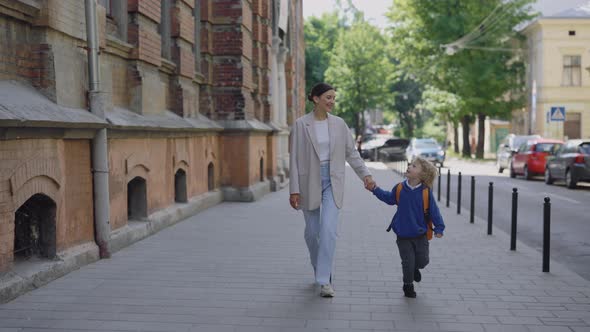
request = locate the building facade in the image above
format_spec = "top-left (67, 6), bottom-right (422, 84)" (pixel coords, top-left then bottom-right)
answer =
top-left (519, 6), bottom-right (590, 139)
top-left (0, 0), bottom-right (304, 300)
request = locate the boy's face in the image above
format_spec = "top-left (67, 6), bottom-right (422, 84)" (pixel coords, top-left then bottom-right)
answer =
top-left (405, 161), bottom-right (423, 181)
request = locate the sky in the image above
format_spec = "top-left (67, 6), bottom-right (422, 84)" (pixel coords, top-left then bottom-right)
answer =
top-left (302, 0), bottom-right (590, 29)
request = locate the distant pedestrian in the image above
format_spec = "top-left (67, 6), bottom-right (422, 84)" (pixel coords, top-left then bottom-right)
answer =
top-left (366, 157), bottom-right (445, 298)
top-left (289, 82), bottom-right (375, 298)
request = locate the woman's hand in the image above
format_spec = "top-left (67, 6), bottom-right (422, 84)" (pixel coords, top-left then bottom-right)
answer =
top-left (364, 175), bottom-right (376, 191)
top-left (435, 233), bottom-right (443, 238)
top-left (289, 193), bottom-right (300, 210)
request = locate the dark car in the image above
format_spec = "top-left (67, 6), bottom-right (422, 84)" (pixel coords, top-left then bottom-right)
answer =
top-left (510, 138), bottom-right (563, 180)
top-left (359, 135), bottom-right (390, 161)
top-left (544, 139), bottom-right (590, 188)
top-left (377, 138), bottom-right (410, 162)
top-left (497, 134), bottom-right (541, 173)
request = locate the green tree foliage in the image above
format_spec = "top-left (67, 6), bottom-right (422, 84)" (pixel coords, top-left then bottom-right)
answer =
top-left (387, 0), bottom-right (535, 158)
top-left (304, 12), bottom-right (341, 113)
top-left (324, 21), bottom-right (391, 144)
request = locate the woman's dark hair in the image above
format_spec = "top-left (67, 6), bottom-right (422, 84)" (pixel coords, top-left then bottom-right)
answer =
top-left (307, 83), bottom-right (335, 102)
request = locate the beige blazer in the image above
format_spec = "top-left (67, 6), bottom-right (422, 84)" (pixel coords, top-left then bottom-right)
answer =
top-left (289, 112), bottom-right (371, 210)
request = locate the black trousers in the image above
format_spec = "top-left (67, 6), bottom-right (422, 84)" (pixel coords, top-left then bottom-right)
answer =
top-left (396, 234), bottom-right (429, 284)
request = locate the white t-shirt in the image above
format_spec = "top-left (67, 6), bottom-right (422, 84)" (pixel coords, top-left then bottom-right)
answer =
top-left (314, 119), bottom-right (330, 162)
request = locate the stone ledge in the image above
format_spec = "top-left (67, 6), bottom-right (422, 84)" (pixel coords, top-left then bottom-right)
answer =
top-left (109, 190), bottom-right (223, 253)
top-left (0, 242), bottom-right (99, 303)
top-left (221, 181), bottom-right (271, 202)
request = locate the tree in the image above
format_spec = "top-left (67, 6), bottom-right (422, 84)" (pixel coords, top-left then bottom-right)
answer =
top-left (304, 13), bottom-right (341, 113)
top-left (387, 0), bottom-right (535, 158)
top-left (419, 86), bottom-right (464, 152)
top-left (324, 21), bottom-right (391, 146)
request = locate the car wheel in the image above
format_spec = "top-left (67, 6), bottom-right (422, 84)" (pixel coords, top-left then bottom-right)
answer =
top-left (544, 168), bottom-right (554, 185)
top-left (524, 165), bottom-right (531, 180)
top-left (565, 169), bottom-right (577, 189)
top-left (509, 163), bottom-right (516, 178)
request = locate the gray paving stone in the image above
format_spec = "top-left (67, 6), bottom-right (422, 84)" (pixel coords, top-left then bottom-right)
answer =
top-left (0, 164), bottom-right (588, 331)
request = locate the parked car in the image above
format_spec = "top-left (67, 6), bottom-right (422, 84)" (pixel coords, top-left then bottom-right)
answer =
top-left (510, 138), bottom-right (563, 180)
top-left (377, 138), bottom-right (410, 162)
top-left (405, 138), bottom-right (445, 166)
top-left (496, 134), bottom-right (541, 173)
top-left (545, 139), bottom-right (590, 188)
top-left (360, 134), bottom-right (391, 161)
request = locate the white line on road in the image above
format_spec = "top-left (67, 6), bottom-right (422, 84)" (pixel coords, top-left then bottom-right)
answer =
top-left (541, 192), bottom-right (580, 204)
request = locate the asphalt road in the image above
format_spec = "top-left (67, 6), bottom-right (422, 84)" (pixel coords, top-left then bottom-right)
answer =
top-left (386, 158), bottom-right (590, 281)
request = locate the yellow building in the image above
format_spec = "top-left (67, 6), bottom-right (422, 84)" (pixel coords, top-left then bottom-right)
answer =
top-left (521, 4), bottom-right (590, 139)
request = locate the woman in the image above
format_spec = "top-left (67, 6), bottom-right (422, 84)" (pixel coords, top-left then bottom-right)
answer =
top-left (289, 82), bottom-right (375, 297)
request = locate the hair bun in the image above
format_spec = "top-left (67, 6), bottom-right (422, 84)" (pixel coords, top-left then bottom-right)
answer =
top-left (307, 94), bottom-right (314, 102)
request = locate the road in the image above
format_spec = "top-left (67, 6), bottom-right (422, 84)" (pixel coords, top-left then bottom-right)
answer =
top-left (386, 158), bottom-right (590, 281)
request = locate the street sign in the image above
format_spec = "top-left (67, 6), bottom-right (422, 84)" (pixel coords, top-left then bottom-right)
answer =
top-left (550, 107), bottom-right (565, 122)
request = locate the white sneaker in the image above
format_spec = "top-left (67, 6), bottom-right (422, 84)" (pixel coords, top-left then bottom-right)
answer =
top-left (319, 284), bottom-right (335, 297)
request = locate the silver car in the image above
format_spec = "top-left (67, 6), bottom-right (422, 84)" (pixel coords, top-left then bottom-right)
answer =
top-left (545, 139), bottom-right (590, 189)
top-left (406, 138), bottom-right (445, 166)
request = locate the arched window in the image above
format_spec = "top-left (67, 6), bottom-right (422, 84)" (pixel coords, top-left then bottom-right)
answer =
top-left (128, 176), bottom-right (147, 220)
top-left (175, 169), bottom-right (188, 203)
top-left (14, 194), bottom-right (57, 261)
top-left (207, 162), bottom-right (214, 191)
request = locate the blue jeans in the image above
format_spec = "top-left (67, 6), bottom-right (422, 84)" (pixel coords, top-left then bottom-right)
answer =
top-left (302, 162), bottom-right (340, 285)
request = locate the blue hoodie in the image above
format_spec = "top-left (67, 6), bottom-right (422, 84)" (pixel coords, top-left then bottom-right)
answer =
top-left (372, 180), bottom-right (445, 238)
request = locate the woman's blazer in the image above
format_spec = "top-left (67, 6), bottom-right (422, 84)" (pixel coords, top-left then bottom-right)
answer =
top-left (289, 112), bottom-right (371, 210)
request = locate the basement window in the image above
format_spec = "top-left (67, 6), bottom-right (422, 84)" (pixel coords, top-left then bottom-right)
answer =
top-left (14, 194), bottom-right (57, 261)
top-left (569, 30), bottom-right (576, 36)
top-left (128, 177), bottom-right (147, 220)
top-left (207, 162), bottom-right (214, 191)
top-left (174, 169), bottom-right (188, 203)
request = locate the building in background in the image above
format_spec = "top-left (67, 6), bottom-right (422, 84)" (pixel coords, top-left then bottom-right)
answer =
top-left (0, 0), bottom-right (304, 300)
top-left (519, 3), bottom-right (590, 139)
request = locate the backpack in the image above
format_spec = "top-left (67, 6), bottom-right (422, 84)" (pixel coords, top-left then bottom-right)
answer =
top-left (385, 182), bottom-right (434, 240)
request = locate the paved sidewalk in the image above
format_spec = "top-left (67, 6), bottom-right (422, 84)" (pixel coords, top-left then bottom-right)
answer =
top-left (1, 163), bottom-right (589, 332)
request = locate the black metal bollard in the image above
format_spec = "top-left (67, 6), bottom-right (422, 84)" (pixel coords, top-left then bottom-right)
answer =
top-left (510, 188), bottom-right (518, 251)
top-left (457, 172), bottom-right (462, 214)
top-left (437, 167), bottom-right (441, 202)
top-left (446, 169), bottom-right (451, 208)
top-left (543, 197), bottom-right (551, 272)
top-left (487, 182), bottom-right (493, 235)
top-left (470, 176), bottom-right (475, 224)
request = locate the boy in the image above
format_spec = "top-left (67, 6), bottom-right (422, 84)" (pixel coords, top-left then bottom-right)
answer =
top-left (367, 157), bottom-right (445, 298)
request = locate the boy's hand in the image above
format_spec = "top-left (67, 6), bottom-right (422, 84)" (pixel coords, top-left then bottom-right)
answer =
top-left (435, 233), bottom-right (443, 238)
top-left (364, 176), bottom-right (376, 191)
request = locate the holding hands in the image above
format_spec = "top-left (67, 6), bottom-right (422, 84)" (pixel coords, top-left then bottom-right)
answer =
top-left (364, 176), bottom-right (376, 192)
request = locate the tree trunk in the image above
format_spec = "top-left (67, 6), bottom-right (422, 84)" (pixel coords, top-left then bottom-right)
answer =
top-left (402, 113), bottom-right (414, 138)
top-left (461, 115), bottom-right (471, 158)
top-left (453, 121), bottom-right (459, 154)
top-left (476, 113), bottom-right (486, 159)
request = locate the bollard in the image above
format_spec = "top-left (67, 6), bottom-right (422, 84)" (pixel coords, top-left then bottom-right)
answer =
top-left (437, 167), bottom-right (441, 202)
top-left (446, 169), bottom-right (451, 208)
top-left (543, 197), bottom-right (551, 272)
top-left (470, 176), bottom-right (475, 224)
top-left (487, 182), bottom-right (493, 235)
top-left (510, 188), bottom-right (518, 251)
top-left (457, 172), bottom-right (462, 214)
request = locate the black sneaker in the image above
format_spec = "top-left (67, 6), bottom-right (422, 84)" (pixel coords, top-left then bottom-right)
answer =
top-left (414, 269), bottom-right (421, 283)
top-left (403, 284), bottom-right (416, 298)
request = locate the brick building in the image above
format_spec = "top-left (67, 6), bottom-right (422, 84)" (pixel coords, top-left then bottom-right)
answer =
top-left (0, 0), bottom-right (304, 301)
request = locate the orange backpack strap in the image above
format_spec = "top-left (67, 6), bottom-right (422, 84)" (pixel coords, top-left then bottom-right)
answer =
top-left (395, 182), bottom-right (402, 204)
top-left (423, 187), bottom-right (433, 240)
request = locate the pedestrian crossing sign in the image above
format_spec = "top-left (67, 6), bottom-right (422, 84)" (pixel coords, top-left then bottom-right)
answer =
top-left (550, 107), bottom-right (565, 122)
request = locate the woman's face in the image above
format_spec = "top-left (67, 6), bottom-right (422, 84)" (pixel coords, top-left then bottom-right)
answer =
top-left (313, 90), bottom-right (336, 112)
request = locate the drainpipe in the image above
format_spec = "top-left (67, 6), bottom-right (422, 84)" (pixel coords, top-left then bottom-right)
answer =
top-left (85, 0), bottom-right (111, 258)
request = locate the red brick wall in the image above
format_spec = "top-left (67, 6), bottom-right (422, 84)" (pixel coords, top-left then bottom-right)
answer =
top-left (0, 139), bottom-right (94, 272)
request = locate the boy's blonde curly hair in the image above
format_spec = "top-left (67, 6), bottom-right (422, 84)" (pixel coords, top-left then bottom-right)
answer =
top-left (412, 156), bottom-right (439, 188)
